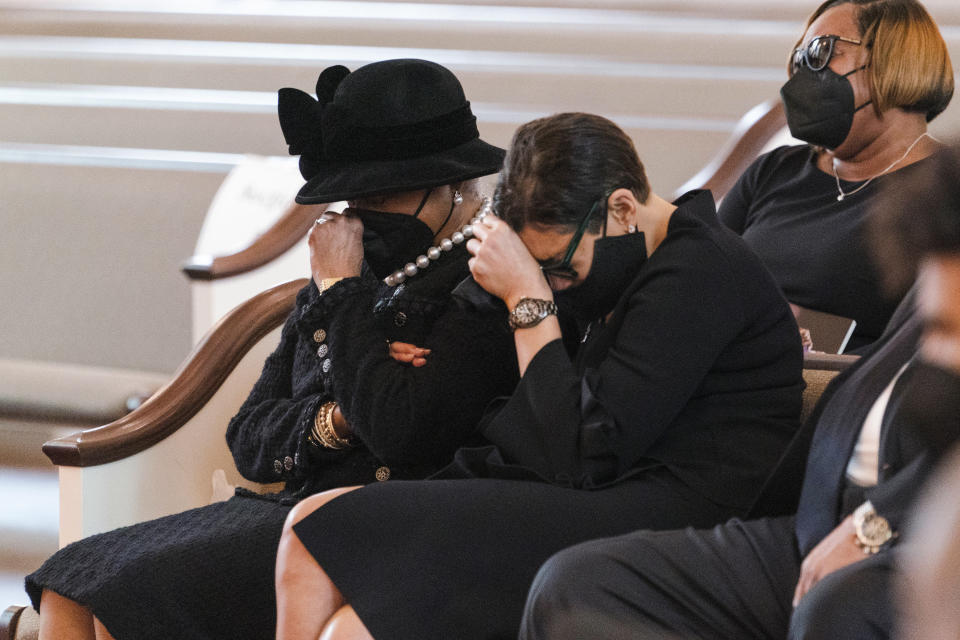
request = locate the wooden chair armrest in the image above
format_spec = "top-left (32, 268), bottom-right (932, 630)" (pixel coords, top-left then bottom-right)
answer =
top-left (43, 278), bottom-right (308, 467)
top-left (803, 352), bottom-right (860, 372)
top-left (673, 99), bottom-right (786, 201)
top-left (0, 605), bottom-right (27, 640)
top-left (182, 203), bottom-right (326, 281)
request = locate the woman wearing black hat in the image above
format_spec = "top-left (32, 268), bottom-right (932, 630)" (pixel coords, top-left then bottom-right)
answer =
top-left (274, 112), bottom-right (805, 640)
top-left (25, 59), bottom-right (518, 640)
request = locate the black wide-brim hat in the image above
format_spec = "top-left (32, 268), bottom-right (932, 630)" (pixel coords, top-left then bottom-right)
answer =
top-left (278, 58), bottom-right (506, 204)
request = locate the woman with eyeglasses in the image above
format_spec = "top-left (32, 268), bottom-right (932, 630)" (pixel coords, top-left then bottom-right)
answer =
top-left (272, 112), bottom-right (805, 640)
top-left (719, 0), bottom-right (953, 353)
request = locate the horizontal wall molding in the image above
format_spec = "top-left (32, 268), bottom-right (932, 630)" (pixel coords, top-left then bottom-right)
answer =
top-left (0, 36), bottom-right (795, 80)
top-left (0, 141), bottom-right (243, 171)
top-left (0, 82), bottom-right (741, 132)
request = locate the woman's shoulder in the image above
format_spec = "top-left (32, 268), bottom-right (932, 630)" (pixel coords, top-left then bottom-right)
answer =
top-left (662, 195), bottom-right (782, 291)
top-left (746, 144), bottom-right (815, 180)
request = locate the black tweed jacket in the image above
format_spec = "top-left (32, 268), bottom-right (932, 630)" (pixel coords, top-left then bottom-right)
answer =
top-left (225, 244), bottom-right (518, 497)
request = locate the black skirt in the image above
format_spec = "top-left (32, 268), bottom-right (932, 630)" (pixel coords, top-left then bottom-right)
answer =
top-left (293, 468), bottom-right (735, 640)
top-left (25, 494), bottom-right (290, 640)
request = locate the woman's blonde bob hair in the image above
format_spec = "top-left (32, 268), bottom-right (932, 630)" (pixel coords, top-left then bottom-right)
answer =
top-left (793, 0), bottom-right (953, 122)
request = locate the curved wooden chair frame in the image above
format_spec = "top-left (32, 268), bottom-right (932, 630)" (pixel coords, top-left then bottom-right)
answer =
top-left (181, 203), bottom-right (326, 281)
top-left (673, 99), bottom-right (787, 200)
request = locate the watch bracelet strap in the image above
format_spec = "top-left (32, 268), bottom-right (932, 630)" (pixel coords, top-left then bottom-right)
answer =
top-left (508, 297), bottom-right (558, 330)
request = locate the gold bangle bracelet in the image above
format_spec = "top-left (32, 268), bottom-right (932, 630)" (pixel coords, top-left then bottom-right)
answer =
top-left (312, 401), bottom-right (354, 450)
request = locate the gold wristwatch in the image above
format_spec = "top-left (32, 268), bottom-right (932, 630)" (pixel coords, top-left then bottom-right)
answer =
top-left (318, 277), bottom-right (345, 295)
top-left (852, 501), bottom-right (894, 554)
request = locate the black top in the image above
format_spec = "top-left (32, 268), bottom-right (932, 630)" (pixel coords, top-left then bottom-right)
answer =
top-left (477, 191), bottom-right (805, 513)
top-left (225, 245), bottom-right (518, 496)
top-left (718, 145), bottom-right (936, 352)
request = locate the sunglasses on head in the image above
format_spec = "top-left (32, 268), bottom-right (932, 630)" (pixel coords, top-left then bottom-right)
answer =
top-left (791, 34), bottom-right (862, 73)
top-left (539, 188), bottom-right (617, 284)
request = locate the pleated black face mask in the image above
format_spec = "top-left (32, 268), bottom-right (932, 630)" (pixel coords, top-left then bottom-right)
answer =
top-left (354, 209), bottom-right (436, 280)
top-left (553, 231), bottom-right (648, 322)
top-left (780, 65), bottom-right (871, 150)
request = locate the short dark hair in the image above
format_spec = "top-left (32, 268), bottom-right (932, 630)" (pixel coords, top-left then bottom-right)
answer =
top-left (493, 113), bottom-right (651, 233)
top-left (870, 141), bottom-right (960, 293)
top-left (795, 0), bottom-right (953, 122)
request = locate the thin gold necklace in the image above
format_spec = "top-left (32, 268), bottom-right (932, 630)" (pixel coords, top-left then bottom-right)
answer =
top-left (831, 132), bottom-right (932, 202)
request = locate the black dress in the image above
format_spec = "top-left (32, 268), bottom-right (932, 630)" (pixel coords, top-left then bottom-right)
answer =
top-left (519, 288), bottom-right (959, 640)
top-left (292, 191), bottom-right (806, 639)
top-left (718, 144), bottom-right (938, 352)
top-left (24, 245), bottom-right (518, 640)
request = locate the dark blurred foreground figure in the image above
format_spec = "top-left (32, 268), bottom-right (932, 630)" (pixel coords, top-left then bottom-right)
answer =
top-left (272, 112), bottom-right (805, 640)
top-left (878, 143), bottom-right (960, 640)
top-left (719, 0), bottom-right (953, 352)
top-left (520, 136), bottom-right (960, 640)
top-left (25, 58), bottom-right (518, 640)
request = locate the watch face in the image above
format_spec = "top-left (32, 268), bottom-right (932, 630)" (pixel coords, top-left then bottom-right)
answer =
top-left (514, 299), bottom-right (543, 325)
top-left (860, 515), bottom-right (892, 545)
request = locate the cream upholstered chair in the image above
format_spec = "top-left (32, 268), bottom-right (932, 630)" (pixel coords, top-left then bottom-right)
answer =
top-left (180, 155), bottom-right (341, 342)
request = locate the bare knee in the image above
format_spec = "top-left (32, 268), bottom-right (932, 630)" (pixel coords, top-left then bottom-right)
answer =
top-left (38, 589), bottom-right (96, 640)
top-left (320, 606), bottom-right (374, 640)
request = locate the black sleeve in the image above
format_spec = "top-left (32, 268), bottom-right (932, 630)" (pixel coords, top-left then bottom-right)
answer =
top-left (480, 233), bottom-right (746, 486)
top-left (225, 300), bottom-right (327, 483)
top-left (716, 157), bottom-right (756, 233)
top-left (315, 279), bottom-right (518, 466)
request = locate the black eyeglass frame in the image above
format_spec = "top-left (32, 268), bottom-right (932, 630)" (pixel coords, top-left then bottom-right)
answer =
top-left (791, 34), bottom-right (862, 73)
top-left (539, 188), bottom-right (618, 284)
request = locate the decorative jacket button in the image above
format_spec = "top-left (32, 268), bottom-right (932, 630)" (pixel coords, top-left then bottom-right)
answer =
top-left (273, 459), bottom-right (283, 475)
top-left (316, 343), bottom-right (329, 358)
top-left (283, 455), bottom-right (294, 471)
top-left (322, 358), bottom-right (332, 373)
top-left (375, 466), bottom-right (391, 482)
top-left (313, 329), bottom-right (327, 343)
top-left (394, 312), bottom-right (407, 327)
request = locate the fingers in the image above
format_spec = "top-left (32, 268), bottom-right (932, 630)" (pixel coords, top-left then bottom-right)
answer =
top-left (471, 219), bottom-right (489, 241)
top-left (467, 214), bottom-right (507, 256)
top-left (791, 577), bottom-right (805, 608)
top-left (792, 561), bottom-right (817, 608)
top-left (388, 342), bottom-right (431, 366)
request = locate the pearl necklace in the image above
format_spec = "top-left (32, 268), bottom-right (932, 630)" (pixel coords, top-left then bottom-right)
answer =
top-left (384, 197), bottom-right (492, 287)
top-left (832, 132), bottom-right (931, 202)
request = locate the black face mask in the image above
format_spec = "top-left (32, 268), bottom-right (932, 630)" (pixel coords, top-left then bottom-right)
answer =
top-left (893, 360), bottom-right (960, 441)
top-left (780, 65), bottom-right (871, 150)
top-left (354, 209), bottom-right (436, 280)
top-left (554, 231), bottom-right (648, 322)
top-left (351, 188), bottom-right (451, 281)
